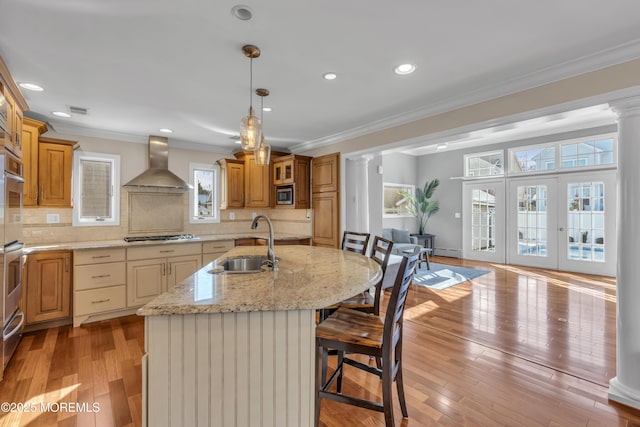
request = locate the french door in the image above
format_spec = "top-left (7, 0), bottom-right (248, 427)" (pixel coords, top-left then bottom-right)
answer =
top-left (462, 180), bottom-right (506, 263)
top-left (463, 171), bottom-right (616, 276)
top-left (507, 177), bottom-right (559, 269)
top-left (506, 171), bottom-right (616, 275)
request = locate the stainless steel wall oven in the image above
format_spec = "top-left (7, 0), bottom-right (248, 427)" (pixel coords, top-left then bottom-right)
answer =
top-left (1, 149), bottom-right (25, 377)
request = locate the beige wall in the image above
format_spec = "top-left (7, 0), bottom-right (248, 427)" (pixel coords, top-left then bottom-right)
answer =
top-left (300, 58), bottom-right (640, 158)
top-left (23, 131), bottom-right (311, 245)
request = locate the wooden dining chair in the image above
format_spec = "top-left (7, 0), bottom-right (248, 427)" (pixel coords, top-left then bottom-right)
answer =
top-left (318, 236), bottom-right (393, 323)
top-left (337, 235), bottom-right (394, 315)
top-left (316, 250), bottom-right (420, 427)
top-left (341, 230), bottom-right (371, 255)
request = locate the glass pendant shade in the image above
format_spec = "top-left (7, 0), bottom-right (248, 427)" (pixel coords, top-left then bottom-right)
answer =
top-left (240, 106), bottom-right (262, 150)
top-left (254, 135), bottom-right (271, 165)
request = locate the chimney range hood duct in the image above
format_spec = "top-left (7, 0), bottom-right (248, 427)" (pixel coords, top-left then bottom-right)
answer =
top-left (124, 135), bottom-right (192, 190)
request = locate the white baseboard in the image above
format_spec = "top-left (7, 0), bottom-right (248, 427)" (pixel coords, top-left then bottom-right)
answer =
top-left (434, 248), bottom-right (461, 258)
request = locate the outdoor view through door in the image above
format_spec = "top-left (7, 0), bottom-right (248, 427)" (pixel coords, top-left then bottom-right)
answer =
top-left (462, 135), bottom-right (616, 276)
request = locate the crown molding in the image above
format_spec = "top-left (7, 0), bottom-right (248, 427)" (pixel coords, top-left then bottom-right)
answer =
top-left (291, 38), bottom-right (640, 153)
top-left (49, 121), bottom-right (235, 154)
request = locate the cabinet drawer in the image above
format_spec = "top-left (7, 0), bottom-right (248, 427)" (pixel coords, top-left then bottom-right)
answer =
top-left (127, 242), bottom-right (201, 261)
top-left (75, 285), bottom-right (126, 316)
top-left (202, 240), bottom-right (234, 254)
top-left (74, 262), bottom-right (126, 290)
top-left (74, 248), bottom-right (126, 265)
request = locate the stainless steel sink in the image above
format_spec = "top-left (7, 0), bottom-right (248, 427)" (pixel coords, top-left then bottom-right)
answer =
top-left (208, 255), bottom-right (278, 274)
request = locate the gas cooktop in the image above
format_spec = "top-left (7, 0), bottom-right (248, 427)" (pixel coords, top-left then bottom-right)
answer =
top-left (123, 234), bottom-right (196, 243)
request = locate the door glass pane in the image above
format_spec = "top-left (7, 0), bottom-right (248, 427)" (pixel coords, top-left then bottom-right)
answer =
top-left (567, 181), bottom-right (605, 262)
top-left (516, 185), bottom-right (548, 256)
top-left (471, 188), bottom-right (496, 252)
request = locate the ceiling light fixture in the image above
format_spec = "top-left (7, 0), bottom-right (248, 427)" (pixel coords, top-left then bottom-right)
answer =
top-left (254, 88), bottom-right (272, 165)
top-left (394, 63), bottom-right (416, 75)
top-left (323, 72), bottom-right (337, 80)
top-left (19, 82), bottom-right (44, 91)
top-left (231, 5), bottom-right (253, 20)
top-left (52, 111), bottom-right (71, 118)
top-left (262, 106), bottom-right (272, 112)
top-left (159, 128), bottom-right (173, 133)
top-left (436, 143), bottom-right (448, 150)
top-left (240, 44), bottom-right (262, 151)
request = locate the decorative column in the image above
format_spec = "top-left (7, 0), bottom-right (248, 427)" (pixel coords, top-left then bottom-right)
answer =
top-left (345, 156), bottom-right (371, 233)
top-left (609, 95), bottom-right (640, 409)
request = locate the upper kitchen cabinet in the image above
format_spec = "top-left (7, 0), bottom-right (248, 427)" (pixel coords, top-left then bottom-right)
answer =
top-left (23, 133), bottom-right (77, 207)
top-left (234, 151), bottom-right (272, 208)
top-left (217, 158), bottom-right (245, 209)
top-left (311, 152), bottom-right (340, 193)
top-left (273, 154), bottom-right (312, 209)
top-left (0, 57), bottom-right (29, 159)
top-left (22, 118), bottom-right (48, 206)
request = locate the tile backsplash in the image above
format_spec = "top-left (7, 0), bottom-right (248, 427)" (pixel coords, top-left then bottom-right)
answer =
top-left (23, 189), bottom-right (312, 245)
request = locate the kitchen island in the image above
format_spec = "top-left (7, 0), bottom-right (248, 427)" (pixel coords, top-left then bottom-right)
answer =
top-left (139, 245), bottom-right (381, 427)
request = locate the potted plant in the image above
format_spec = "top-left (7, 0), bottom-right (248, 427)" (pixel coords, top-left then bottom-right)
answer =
top-left (400, 178), bottom-right (440, 235)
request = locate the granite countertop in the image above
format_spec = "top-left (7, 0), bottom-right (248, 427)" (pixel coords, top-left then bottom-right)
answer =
top-left (23, 232), bottom-right (311, 253)
top-left (138, 245), bottom-right (382, 315)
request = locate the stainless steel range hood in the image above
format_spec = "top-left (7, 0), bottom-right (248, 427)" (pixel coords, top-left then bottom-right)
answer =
top-left (124, 135), bottom-right (192, 189)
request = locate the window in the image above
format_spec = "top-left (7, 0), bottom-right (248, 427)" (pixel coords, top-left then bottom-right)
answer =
top-left (73, 152), bottom-right (120, 226)
top-left (190, 162), bottom-right (220, 224)
top-left (509, 145), bottom-right (556, 173)
top-left (507, 135), bottom-right (616, 176)
top-left (464, 150), bottom-right (504, 177)
top-left (383, 182), bottom-right (415, 217)
top-left (560, 137), bottom-right (614, 169)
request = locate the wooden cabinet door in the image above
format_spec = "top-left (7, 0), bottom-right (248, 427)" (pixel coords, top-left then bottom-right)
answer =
top-left (26, 251), bottom-right (71, 324)
top-left (127, 259), bottom-right (167, 307)
top-left (228, 161), bottom-right (245, 207)
top-left (312, 153), bottom-right (340, 193)
top-left (38, 141), bottom-right (73, 206)
top-left (312, 192), bottom-right (340, 248)
top-left (167, 255), bottom-right (201, 290)
top-left (22, 119), bottom-right (44, 206)
top-left (13, 104), bottom-right (23, 158)
top-left (245, 155), bottom-right (271, 207)
top-left (218, 159), bottom-right (244, 208)
top-left (295, 158), bottom-right (311, 208)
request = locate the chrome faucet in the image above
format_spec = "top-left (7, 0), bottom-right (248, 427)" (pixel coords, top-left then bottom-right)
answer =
top-left (250, 215), bottom-right (278, 271)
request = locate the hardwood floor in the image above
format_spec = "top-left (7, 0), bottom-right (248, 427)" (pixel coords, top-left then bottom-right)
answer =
top-left (2, 256), bottom-right (640, 426)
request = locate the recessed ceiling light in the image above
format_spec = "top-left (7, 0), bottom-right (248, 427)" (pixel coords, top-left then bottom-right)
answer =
top-left (262, 107), bottom-right (272, 112)
top-left (323, 72), bottom-right (337, 80)
top-left (394, 63), bottom-right (416, 75)
top-left (19, 82), bottom-right (44, 91)
top-left (52, 111), bottom-right (71, 118)
top-left (159, 128), bottom-right (173, 133)
top-left (231, 5), bottom-right (253, 20)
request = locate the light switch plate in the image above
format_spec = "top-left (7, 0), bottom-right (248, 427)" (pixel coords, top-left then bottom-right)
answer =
top-left (46, 213), bottom-right (60, 224)
top-left (454, 212), bottom-right (461, 219)
top-left (229, 212), bottom-right (235, 220)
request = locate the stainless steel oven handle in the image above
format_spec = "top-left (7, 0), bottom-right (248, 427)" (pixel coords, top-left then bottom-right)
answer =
top-left (5, 171), bottom-right (25, 184)
top-left (3, 311), bottom-right (25, 340)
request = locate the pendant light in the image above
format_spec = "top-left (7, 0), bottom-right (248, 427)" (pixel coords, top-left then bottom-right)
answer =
top-left (254, 88), bottom-right (272, 165)
top-left (240, 44), bottom-right (262, 151)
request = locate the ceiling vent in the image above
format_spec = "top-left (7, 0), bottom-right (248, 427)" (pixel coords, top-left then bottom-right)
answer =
top-left (68, 105), bottom-right (89, 115)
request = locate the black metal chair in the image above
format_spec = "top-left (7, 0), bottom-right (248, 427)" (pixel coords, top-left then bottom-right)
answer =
top-left (316, 250), bottom-right (420, 427)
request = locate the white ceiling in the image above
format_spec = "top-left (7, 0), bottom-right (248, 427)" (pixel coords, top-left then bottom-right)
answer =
top-left (1, 0), bottom-right (639, 154)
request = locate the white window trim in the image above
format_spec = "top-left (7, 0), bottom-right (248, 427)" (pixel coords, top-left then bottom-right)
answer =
top-left (508, 133), bottom-right (616, 176)
top-left (464, 149), bottom-right (504, 178)
top-left (72, 151), bottom-right (121, 227)
top-left (189, 162), bottom-right (220, 224)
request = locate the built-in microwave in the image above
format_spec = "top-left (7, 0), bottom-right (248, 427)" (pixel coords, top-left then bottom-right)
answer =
top-left (275, 185), bottom-right (294, 205)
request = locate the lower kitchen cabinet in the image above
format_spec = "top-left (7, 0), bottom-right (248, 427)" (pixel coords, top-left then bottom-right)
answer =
top-left (73, 247), bottom-right (127, 326)
top-left (126, 243), bottom-right (201, 307)
top-left (26, 251), bottom-right (72, 324)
